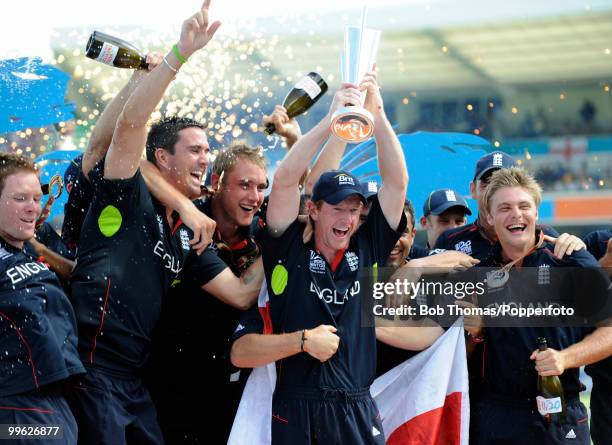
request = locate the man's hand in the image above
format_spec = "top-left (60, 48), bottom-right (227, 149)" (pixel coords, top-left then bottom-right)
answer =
top-left (133, 53), bottom-right (163, 79)
top-left (530, 347), bottom-right (567, 376)
top-left (360, 69), bottom-right (385, 120)
top-left (177, 201), bottom-right (216, 255)
top-left (177, 0), bottom-right (222, 59)
top-left (328, 84), bottom-right (362, 118)
top-left (543, 233), bottom-right (585, 259)
top-left (412, 250), bottom-right (480, 271)
top-left (263, 106), bottom-right (301, 146)
top-left (456, 294), bottom-right (484, 338)
top-left (303, 325), bottom-right (340, 362)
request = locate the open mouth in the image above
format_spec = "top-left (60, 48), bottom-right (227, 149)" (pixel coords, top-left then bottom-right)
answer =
top-left (506, 223), bottom-right (527, 233)
top-left (239, 204), bottom-right (255, 213)
top-left (20, 217), bottom-right (35, 227)
top-left (190, 171), bottom-right (203, 182)
top-left (332, 227), bottom-right (349, 237)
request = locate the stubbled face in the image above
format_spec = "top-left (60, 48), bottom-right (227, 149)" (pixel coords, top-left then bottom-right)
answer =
top-left (163, 127), bottom-right (210, 199)
top-left (310, 195), bottom-right (362, 253)
top-left (486, 186), bottom-right (538, 253)
top-left (214, 160), bottom-right (267, 227)
top-left (421, 208), bottom-right (467, 247)
top-left (388, 211), bottom-right (416, 267)
top-left (0, 172), bottom-right (42, 248)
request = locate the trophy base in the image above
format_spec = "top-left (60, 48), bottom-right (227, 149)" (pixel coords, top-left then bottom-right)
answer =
top-left (331, 106), bottom-right (375, 143)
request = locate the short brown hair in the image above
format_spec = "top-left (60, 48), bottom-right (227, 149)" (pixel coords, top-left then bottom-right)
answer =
top-left (482, 167), bottom-right (542, 214)
top-left (0, 152), bottom-right (37, 196)
top-left (212, 142), bottom-right (266, 182)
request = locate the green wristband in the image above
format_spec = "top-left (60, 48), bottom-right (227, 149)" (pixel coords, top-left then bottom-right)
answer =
top-left (172, 44), bottom-right (188, 64)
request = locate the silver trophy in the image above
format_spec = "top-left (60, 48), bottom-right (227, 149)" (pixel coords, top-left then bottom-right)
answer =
top-left (331, 14), bottom-right (381, 143)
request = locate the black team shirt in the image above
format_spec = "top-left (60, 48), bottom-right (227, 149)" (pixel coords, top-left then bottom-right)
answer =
top-left (0, 238), bottom-right (84, 396)
top-left (146, 198), bottom-right (264, 442)
top-left (237, 197), bottom-right (405, 389)
top-left (70, 160), bottom-right (227, 373)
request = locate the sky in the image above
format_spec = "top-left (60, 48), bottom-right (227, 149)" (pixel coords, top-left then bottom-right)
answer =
top-left (2, 0), bottom-right (611, 60)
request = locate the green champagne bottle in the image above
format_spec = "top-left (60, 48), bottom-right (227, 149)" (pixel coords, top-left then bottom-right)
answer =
top-left (265, 72), bottom-right (328, 135)
top-left (85, 31), bottom-right (148, 70)
top-left (536, 337), bottom-right (567, 423)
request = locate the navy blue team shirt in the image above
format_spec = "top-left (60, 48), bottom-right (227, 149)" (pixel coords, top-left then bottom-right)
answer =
top-left (478, 236), bottom-right (605, 398)
top-left (0, 238), bottom-right (84, 397)
top-left (70, 159), bottom-right (227, 373)
top-left (235, 197), bottom-right (406, 390)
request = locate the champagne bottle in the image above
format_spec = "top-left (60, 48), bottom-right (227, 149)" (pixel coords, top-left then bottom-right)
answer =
top-left (85, 31), bottom-right (148, 70)
top-left (535, 337), bottom-right (567, 423)
top-left (265, 72), bottom-right (328, 135)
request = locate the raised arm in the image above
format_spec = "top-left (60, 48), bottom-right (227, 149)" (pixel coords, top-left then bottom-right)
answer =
top-left (304, 135), bottom-right (348, 195)
top-left (262, 105), bottom-right (302, 149)
top-left (267, 86), bottom-right (361, 235)
top-left (105, 0), bottom-right (221, 180)
top-left (361, 71), bottom-right (408, 230)
top-left (81, 54), bottom-right (161, 178)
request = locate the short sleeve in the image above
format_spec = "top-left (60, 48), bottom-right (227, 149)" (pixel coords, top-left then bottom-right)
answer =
top-left (179, 245), bottom-right (230, 289)
top-left (358, 196), bottom-right (406, 266)
top-left (260, 219), bottom-right (304, 271)
top-left (88, 158), bottom-right (143, 214)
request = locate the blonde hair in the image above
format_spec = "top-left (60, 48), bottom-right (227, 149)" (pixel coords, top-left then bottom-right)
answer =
top-left (212, 142), bottom-right (266, 182)
top-left (482, 167), bottom-right (542, 213)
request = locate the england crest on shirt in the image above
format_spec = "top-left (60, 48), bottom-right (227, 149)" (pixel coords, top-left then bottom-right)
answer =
top-left (179, 229), bottom-right (191, 251)
top-left (345, 251), bottom-right (359, 272)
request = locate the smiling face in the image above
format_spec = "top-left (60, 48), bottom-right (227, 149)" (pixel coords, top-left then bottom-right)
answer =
top-left (309, 195), bottom-right (363, 259)
top-left (486, 186), bottom-right (538, 254)
top-left (213, 159), bottom-right (267, 228)
top-left (158, 127), bottom-right (210, 200)
top-left (0, 171), bottom-right (42, 249)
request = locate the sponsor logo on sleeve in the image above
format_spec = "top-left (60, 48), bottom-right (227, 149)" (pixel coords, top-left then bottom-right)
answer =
top-left (454, 240), bottom-right (472, 255)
